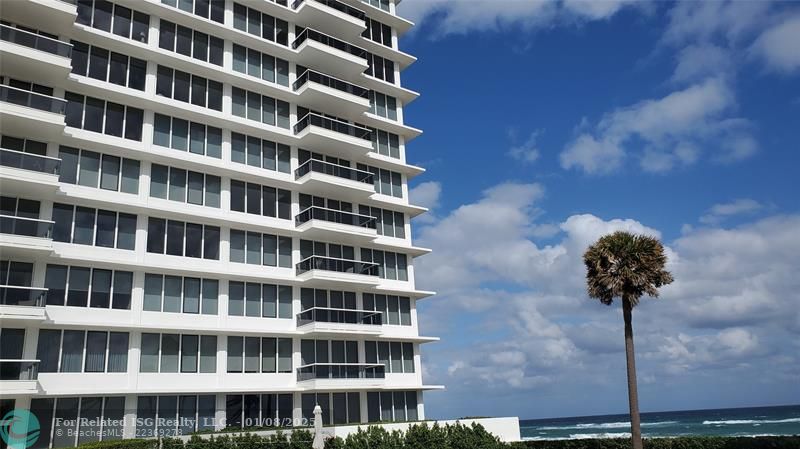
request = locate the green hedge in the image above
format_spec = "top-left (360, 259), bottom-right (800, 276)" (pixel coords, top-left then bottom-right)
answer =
top-left (514, 435), bottom-right (800, 449)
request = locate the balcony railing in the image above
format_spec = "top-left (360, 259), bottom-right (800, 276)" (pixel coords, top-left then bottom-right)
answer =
top-left (0, 360), bottom-right (40, 381)
top-left (0, 286), bottom-right (47, 307)
top-left (298, 307), bottom-right (382, 326)
top-left (0, 24), bottom-right (72, 57)
top-left (0, 148), bottom-right (61, 175)
top-left (297, 363), bottom-right (384, 382)
top-left (0, 215), bottom-right (54, 238)
top-left (0, 85), bottom-right (67, 114)
top-left (296, 255), bottom-right (379, 276)
top-left (295, 158), bottom-right (374, 184)
top-left (292, 0), bottom-right (366, 21)
top-left (294, 113), bottom-right (371, 140)
top-left (296, 206), bottom-right (376, 229)
top-left (292, 28), bottom-right (367, 59)
top-left (293, 69), bottom-right (370, 99)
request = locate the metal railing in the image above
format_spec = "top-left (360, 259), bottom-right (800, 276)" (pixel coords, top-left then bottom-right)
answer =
top-left (0, 148), bottom-right (61, 175)
top-left (292, 28), bottom-right (367, 59)
top-left (292, 0), bottom-right (366, 21)
top-left (293, 69), bottom-right (369, 98)
top-left (297, 306), bottom-right (382, 326)
top-left (0, 85), bottom-right (67, 114)
top-left (0, 24), bottom-right (72, 57)
top-left (0, 360), bottom-right (40, 381)
top-left (294, 112), bottom-right (371, 140)
top-left (0, 286), bottom-right (47, 307)
top-left (296, 255), bottom-right (379, 276)
top-left (295, 206), bottom-right (376, 229)
top-left (295, 158), bottom-right (374, 184)
top-left (297, 363), bottom-right (384, 381)
top-left (0, 215), bottom-right (54, 238)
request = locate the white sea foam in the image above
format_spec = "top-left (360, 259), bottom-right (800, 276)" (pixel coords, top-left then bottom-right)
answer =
top-left (537, 420), bottom-right (678, 430)
top-left (702, 418), bottom-right (800, 425)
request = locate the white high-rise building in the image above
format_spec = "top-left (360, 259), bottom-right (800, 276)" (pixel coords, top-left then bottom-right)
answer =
top-left (0, 0), bottom-right (439, 445)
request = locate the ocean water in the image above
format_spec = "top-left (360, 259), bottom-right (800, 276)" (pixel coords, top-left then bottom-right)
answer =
top-left (520, 405), bottom-right (800, 441)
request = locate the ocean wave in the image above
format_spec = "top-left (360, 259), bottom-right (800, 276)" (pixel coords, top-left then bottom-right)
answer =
top-left (536, 421), bottom-right (678, 430)
top-left (702, 418), bottom-right (800, 426)
top-left (522, 433), bottom-right (632, 441)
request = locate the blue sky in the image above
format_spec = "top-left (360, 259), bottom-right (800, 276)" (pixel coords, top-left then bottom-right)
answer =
top-left (395, 0), bottom-right (800, 420)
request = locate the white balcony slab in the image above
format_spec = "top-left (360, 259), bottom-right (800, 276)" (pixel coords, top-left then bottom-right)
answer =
top-left (297, 321), bottom-right (383, 336)
top-left (0, 0), bottom-right (77, 35)
top-left (296, 269), bottom-right (380, 289)
top-left (0, 234), bottom-right (53, 256)
top-left (295, 170), bottom-right (376, 200)
top-left (0, 304), bottom-right (46, 321)
top-left (294, 0), bottom-right (367, 40)
top-left (294, 38), bottom-right (369, 81)
top-left (296, 218), bottom-right (377, 244)
top-left (0, 380), bottom-right (39, 395)
top-left (0, 166), bottom-right (60, 197)
top-left (295, 81), bottom-right (371, 118)
top-left (297, 377), bottom-right (385, 390)
top-left (294, 124), bottom-right (373, 159)
top-left (0, 101), bottom-right (65, 140)
top-left (0, 41), bottom-right (72, 85)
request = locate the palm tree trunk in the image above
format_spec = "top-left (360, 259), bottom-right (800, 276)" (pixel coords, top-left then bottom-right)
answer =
top-left (623, 296), bottom-right (643, 449)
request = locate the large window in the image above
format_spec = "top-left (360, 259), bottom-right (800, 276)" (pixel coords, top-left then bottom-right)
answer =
top-left (362, 0), bottom-right (390, 12)
top-left (30, 396), bottom-right (126, 448)
top-left (159, 20), bottom-right (223, 66)
top-left (58, 146), bottom-right (139, 194)
top-left (365, 53), bottom-right (395, 83)
top-left (37, 329), bottom-right (129, 373)
top-left (230, 132), bottom-right (290, 173)
top-left (229, 230), bottom-right (292, 268)
top-left (64, 92), bottom-right (143, 141)
top-left (363, 294), bottom-right (411, 326)
top-left (143, 274), bottom-right (218, 315)
top-left (52, 203), bottom-right (136, 250)
top-left (77, 0), bottom-right (149, 43)
top-left (362, 18), bottom-right (392, 47)
top-left (152, 113), bottom-right (222, 158)
top-left (360, 249), bottom-right (408, 281)
top-left (365, 341), bottom-right (414, 373)
top-left (156, 65), bottom-right (223, 111)
top-left (71, 41), bottom-right (146, 90)
top-left (369, 91), bottom-right (398, 121)
top-left (356, 163), bottom-right (403, 197)
top-left (367, 127), bottom-right (400, 159)
top-left (140, 333), bottom-right (216, 373)
top-left (149, 163), bottom-right (220, 207)
top-left (229, 180), bottom-right (291, 219)
top-left (226, 336), bottom-right (292, 373)
top-left (299, 240), bottom-right (355, 261)
top-left (135, 395), bottom-right (216, 437)
top-left (160, 0), bottom-right (224, 23)
top-left (232, 3), bottom-right (288, 46)
top-left (225, 393), bottom-right (293, 429)
top-left (231, 87), bottom-right (290, 129)
top-left (228, 281), bottom-right (292, 318)
top-left (359, 206), bottom-right (405, 238)
top-left (366, 391), bottom-right (418, 423)
top-left (146, 218), bottom-right (219, 259)
top-left (302, 392), bottom-right (361, 425)
top-left (231, 44), bottom-right (290, 87)
top-left (44, 264), bottom-right (132, 309)
top-left (0, 135), bottom-right (47, 155)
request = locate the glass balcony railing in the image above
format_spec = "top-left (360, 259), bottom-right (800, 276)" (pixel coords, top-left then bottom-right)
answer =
top-left (0, 85), bottom-right (67, 114)
top-left (0, 215), bottom-right (54, 238)
top-left (292, 0), bottom-right (366, 21)
top-left (297, 363), bottom-right (385, 382)
top-left (0, 148), bottom-right (60, 175)
top-left (293, 69), bottom-right (370, 99)
top-left (297, 307), bottom-right (382, 326)
top-left (0, 24), bottom-right (73, 57)
top-left (0, 286), bottom-right (47, 307)
top-left (295, 158), bottom-right (374, 184)
top-left (296, 255), bottom-right (379, 276)
top-left (0, 360), bottom-right (40, 381)
top-left (292, 28), bottom-right (367, 60)
top-left (295, 206), bottom-right (376, 229)
top-left (294, 113), bottom-right (371, 140)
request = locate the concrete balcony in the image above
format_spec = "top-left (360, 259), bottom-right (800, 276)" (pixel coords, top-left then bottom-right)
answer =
top-left (0, 148), bottom-right (61, 196)
top-left (0, 287), bottom-right (47, 321)
top-left (294, 113), bottom-right (373, 159)
top-left (292, 28), bottom-right (368, 80)
top-left (297, 307), bottom-right (383, 336)
top-left (292, 0), bottom-right (367, 40)
top-left (0, 24), bottom-right (73, 85)
top-left (295, 159), bottom-right (376, 201)
top-left (0, 0), bottom-right (77, 35)
top-left (0, 85), bottom-right (67, 140)
top-left (0, 360), bottom-right (40, 394)
top-left (293, 69), bottom-right (371, 118)
top-left (296, 255), bottom-right (380, 288)
top-left (0, 215), bottom-right (54, 256)
top-left (296, 363), bottom-right (385, 390)
top-left (295, 206), bottom-right (377, 244)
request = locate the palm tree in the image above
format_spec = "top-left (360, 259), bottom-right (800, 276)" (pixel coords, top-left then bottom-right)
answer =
top-left (583, 231), bottom-right (673, 449)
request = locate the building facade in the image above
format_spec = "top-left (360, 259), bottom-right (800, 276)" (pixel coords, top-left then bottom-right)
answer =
top-left (0, 0), bottom-right (438, 446)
